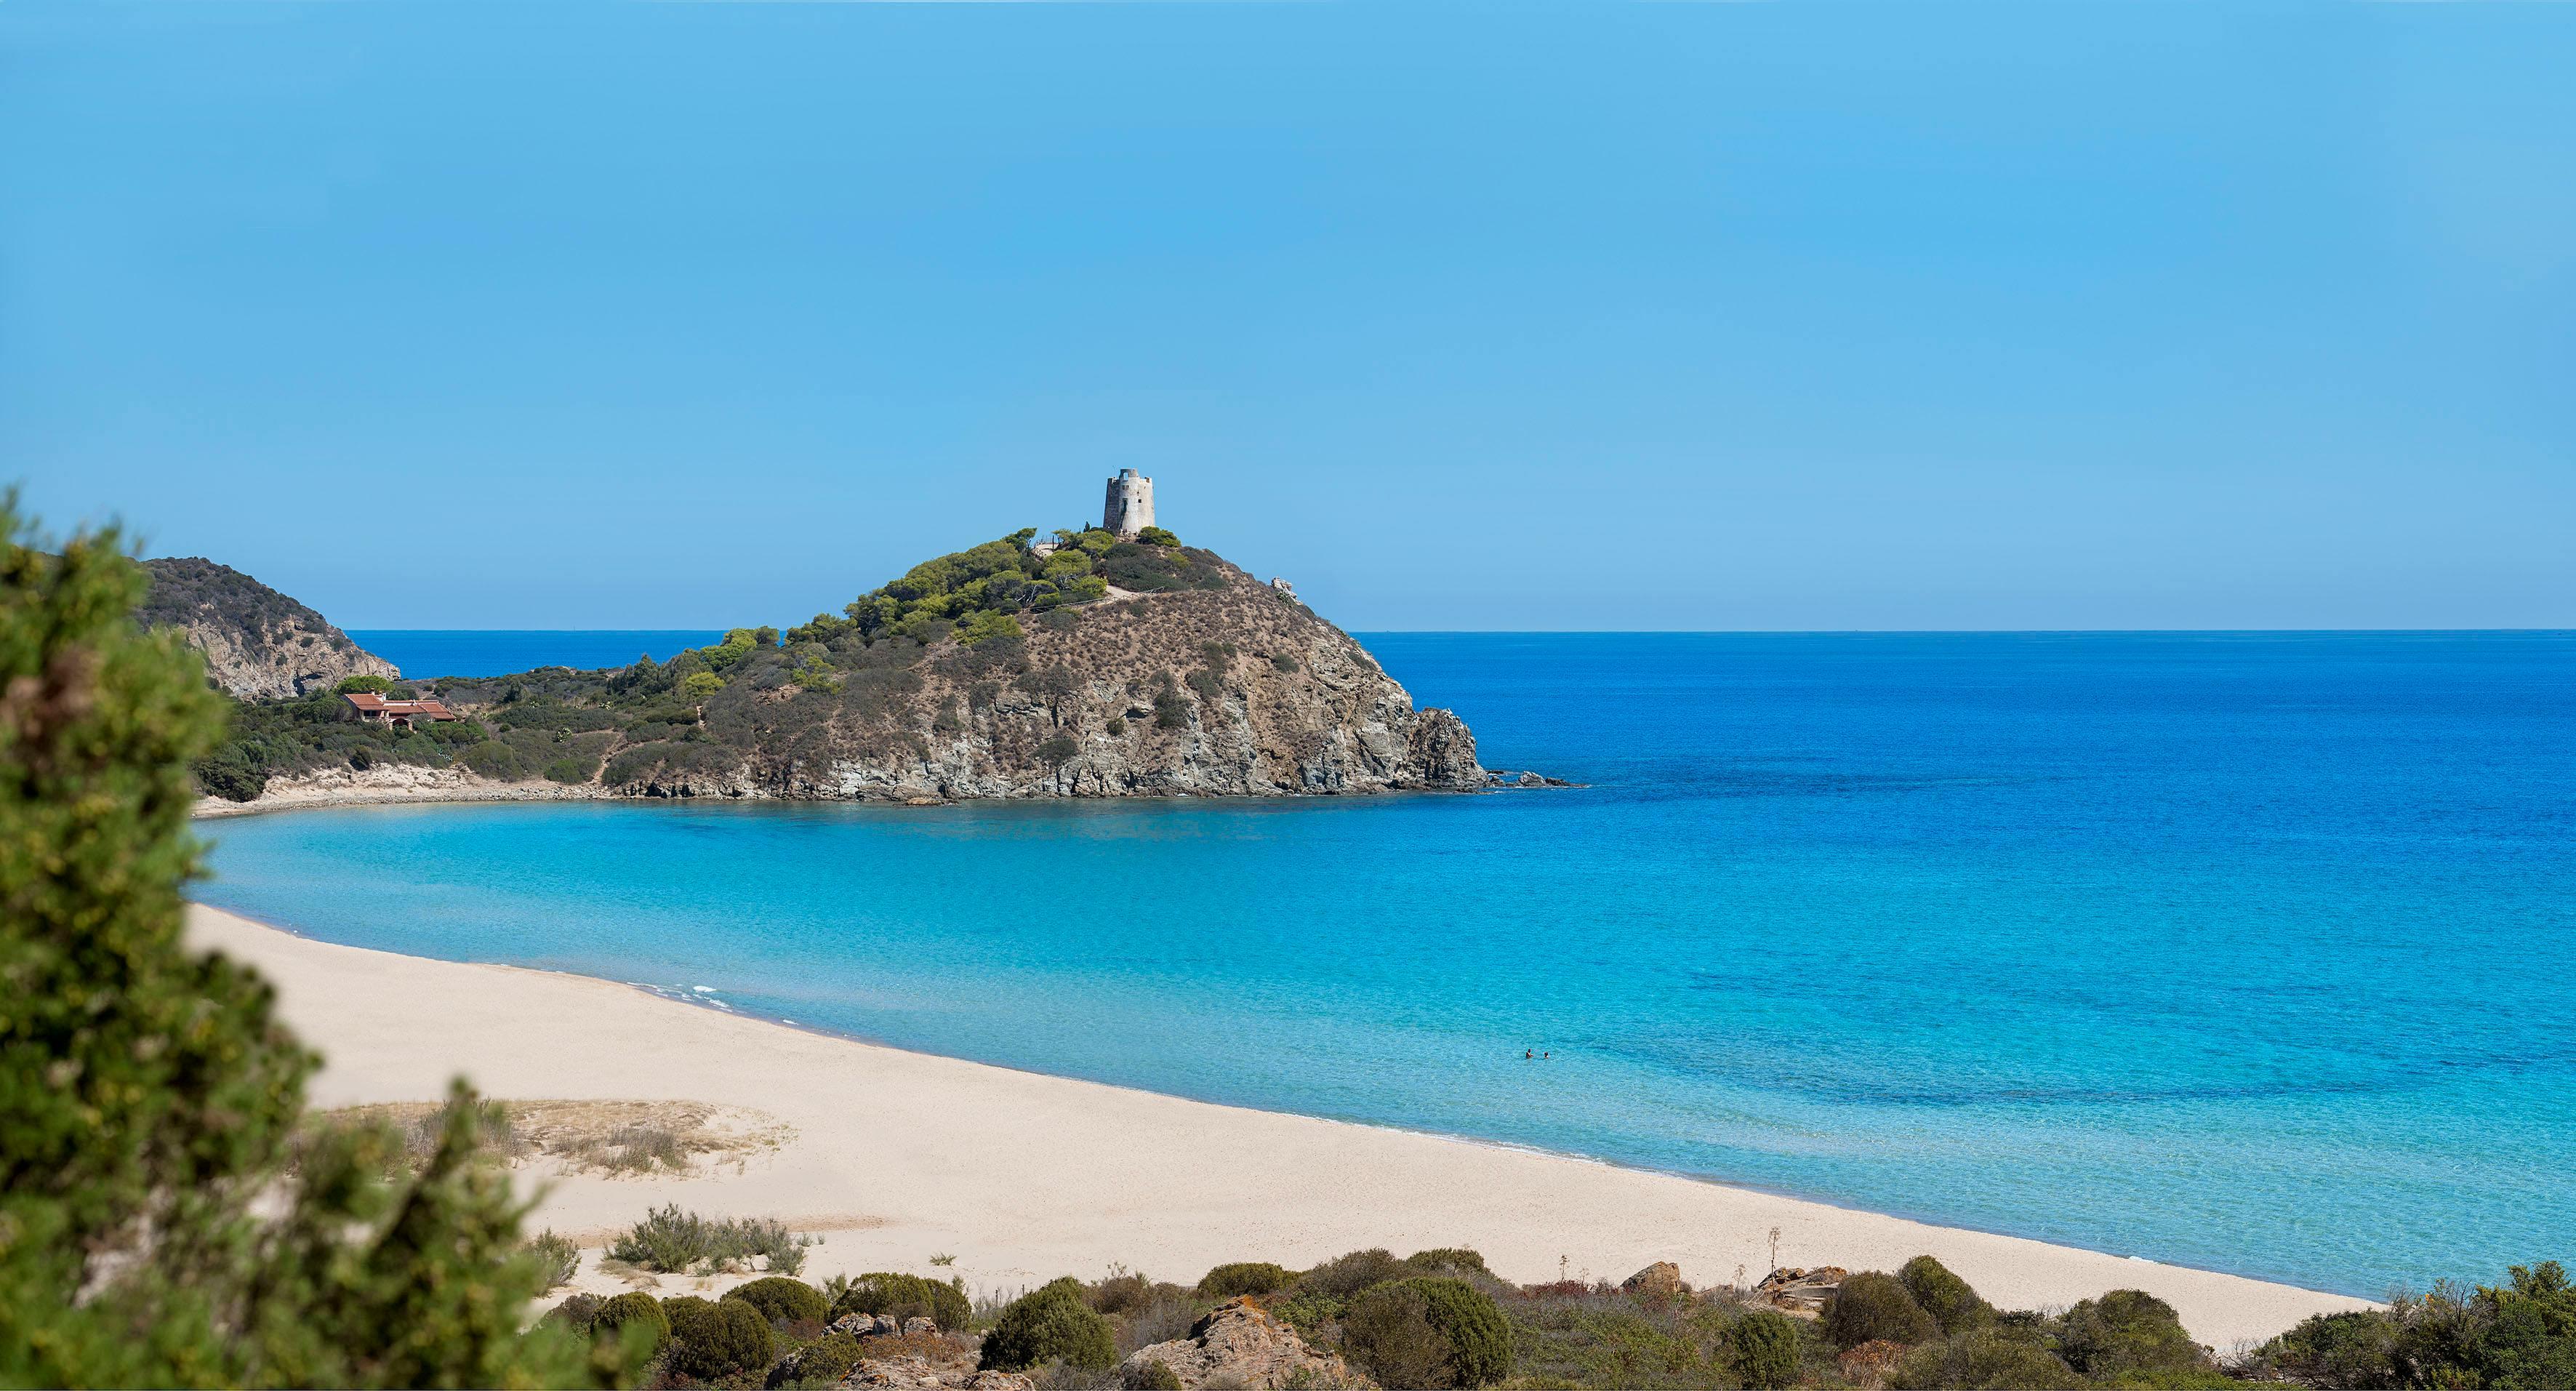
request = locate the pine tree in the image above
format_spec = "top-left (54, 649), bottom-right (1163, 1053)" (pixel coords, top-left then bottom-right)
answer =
top-left (0, 498), bottom-right (627, 1387)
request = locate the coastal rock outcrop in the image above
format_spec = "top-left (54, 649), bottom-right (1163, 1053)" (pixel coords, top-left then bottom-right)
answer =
top-left (1754, 1266), bottom-right (1850, 1319)
top-left (1621, 1261), bottom-right (1688, 1300)
top-left (1119, 1298), bottom-right (1364, 1390)
top-left (137, 556), bottom-right (397, 699)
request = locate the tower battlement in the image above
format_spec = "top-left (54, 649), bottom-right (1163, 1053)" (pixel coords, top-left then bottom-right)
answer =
top-left (1103, 468), bottom-right (1155, 537)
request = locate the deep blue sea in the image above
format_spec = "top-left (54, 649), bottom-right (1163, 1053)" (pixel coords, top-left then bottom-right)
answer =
top-left (196, 632), bottom-right (2576, 1299)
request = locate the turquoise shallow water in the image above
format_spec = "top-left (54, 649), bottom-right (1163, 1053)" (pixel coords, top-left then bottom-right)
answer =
top-left (196, 632), bottom-right (2576, 1299)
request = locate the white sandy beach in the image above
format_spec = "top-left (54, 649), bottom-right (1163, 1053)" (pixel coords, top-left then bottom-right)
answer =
top-left (187, 904), bottom-right (2370, 1350)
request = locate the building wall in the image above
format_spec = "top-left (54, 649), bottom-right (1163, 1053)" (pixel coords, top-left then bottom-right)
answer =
top-left (1103, 470), bottom-right (1156, 537)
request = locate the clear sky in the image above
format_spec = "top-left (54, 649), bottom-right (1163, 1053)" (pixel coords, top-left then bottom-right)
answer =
top-left (4, 3), bottom-right (2569, 631)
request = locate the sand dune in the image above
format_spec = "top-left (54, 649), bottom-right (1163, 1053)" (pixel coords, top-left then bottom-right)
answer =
top-left (187, 904), bottom-right (2370, 1349)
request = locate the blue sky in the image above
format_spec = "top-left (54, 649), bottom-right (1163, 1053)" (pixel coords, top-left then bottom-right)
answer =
top-left (4, 3), bottom-right (2569, 631)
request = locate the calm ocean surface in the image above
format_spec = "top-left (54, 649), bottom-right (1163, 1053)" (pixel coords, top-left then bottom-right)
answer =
top-left (196, 632), bottom-right (2576, 1299)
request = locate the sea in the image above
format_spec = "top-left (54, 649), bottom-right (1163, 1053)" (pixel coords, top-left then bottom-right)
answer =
top-left (198, 631), bottom-right (2576, 1300)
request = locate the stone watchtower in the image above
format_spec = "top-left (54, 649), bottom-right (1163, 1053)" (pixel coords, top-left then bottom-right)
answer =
top-left (1103, 468), bottom-right (1155, 538)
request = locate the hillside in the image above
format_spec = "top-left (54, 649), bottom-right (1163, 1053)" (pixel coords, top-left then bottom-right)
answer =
top-left (138, 557), bottom-right (398, 699)
top-left (196, 527), bottom-right (1488, 803)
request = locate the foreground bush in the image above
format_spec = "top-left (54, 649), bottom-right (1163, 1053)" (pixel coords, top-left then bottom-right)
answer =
top-left (977, 1277), bottom-right (1118, 1372)
top-left (2055, 1288), bottom-right (2202, 1378)
top-left (1824, 1270), bottom-right (1940, 1348)
top-left (765, 1331), bottom-right (863, 1389)
top-left (589, 1291), bottom-right (669, 1352)
top-left (1198, 1261), bottom-right (1294, 1299)
top-left (1730, 1309), bottom-right (1807, 1390)
top-left (0, 502), bottom-right (619, 1387)
top-left (1343, 1276), bottom-right (1512, 1387)
top-left (831, 1270), bottom-right (973, 1331)
top-left (662, 1294), bottom-right (777, 1380)
top-left (1899, 1254), bottom-right (1994, 1335)
top-left (727, 1275), bottom-right (829, 1326)
top-left (2256, 1263), bottom-right (2576, 1391)
top-left (1888, 1331), bottom-right (2078, 1390)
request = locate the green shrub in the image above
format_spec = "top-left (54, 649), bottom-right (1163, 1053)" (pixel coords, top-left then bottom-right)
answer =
top-left (1136, 526), bottom-right (1179, 546)
top-left (977, 1278), bottom-right (1116, 1372)
top-left (2055, 1289), bottom-right (2203, 1378)
top-left (1898, 1254), bottom-right (1994, 1334)
top-left (1730, 1310), bottom-right (1805, 1390)
top-left (458, 739), bottom-right (525, 779)
top-left (1824, 1271), bottom-right (1939, 1348)
top-left (590, 1291), bottom-right (670, 1352)
top-left (1129, 1357), bottom-right (1184, 1390)
top-left (1299, 1248), bottom-right (1413, 1299)
top-left (1152, 690), bottom-right (1190, 729)
top-left (541, 755), bottom-right (594, 785)
top-left (1269, 652), bottom-right (1301, 673)
top-left (1197, 1262), bottom-right (1295, 1299)
top-left (662, 1294), bottom-right (776, 1381)
top-left (831, 1271), bottom-right (972, 1331)
top-left (1344, 1276), bottom-right (1512, 1387)
top-left (1038, 734), bottom-right (1079, 766)
top-left (1341, 1282), bottom-right (1453, 1389)
top-left (765, 1331), bottom-right (863, 1389)
top-left (1406, 1248), bottom-right (1493, 1278)
top-left (727, 1275), bottom-right (828, 1326)
top-left (335, 674), bottom-right (393, 694)
top-left (2260, 1310), bottom-right (2394, 1388)
top-left (544, 1291), bottom-right (601, 1332)
top-left (1889, 1332), bottom-right (2079, 1390)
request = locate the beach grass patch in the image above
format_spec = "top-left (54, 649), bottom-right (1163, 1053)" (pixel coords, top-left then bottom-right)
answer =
top-left (526, 1229), bottom-right (580, 1291)
top-left (609, 1203), bottom-right (816, 1275)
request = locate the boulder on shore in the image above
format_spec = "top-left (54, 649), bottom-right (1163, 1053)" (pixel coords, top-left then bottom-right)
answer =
top-left (1754, 1265), bottom-right (1850, 1319)
top-left (1120, 1298), bottom-right (1365, 1390)
top-left (1621, 1261), bottom-right (1688, 1299)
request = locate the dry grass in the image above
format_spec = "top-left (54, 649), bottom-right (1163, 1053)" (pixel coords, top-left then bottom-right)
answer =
top-left (311, 1098), bottom-right (793, 1177)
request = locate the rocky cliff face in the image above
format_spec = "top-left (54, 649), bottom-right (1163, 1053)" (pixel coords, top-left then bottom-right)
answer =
top-left (601, 565), bottom-right (1484, 801)
top-left (137, 558), bottom-right (399, 700)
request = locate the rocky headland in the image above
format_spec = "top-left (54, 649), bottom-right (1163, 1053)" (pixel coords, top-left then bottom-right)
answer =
top-left (182, 528), bottom-right (1528, 809)
top-left (139, 556), bottom-right (399, 700)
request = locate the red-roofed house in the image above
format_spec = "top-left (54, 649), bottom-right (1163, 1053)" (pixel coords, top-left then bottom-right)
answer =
top-left (341, 692), bottom-right (460, 731)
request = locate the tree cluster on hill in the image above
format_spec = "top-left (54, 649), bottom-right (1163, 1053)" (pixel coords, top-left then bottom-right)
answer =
top-left (785, 524), bottom-right (1227, 652)
top-left (135, 556), bottom-right (355, 646)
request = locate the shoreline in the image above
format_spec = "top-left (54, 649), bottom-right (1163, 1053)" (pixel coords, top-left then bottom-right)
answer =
top-left (185, 903), bottom-right (2372, 1348)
